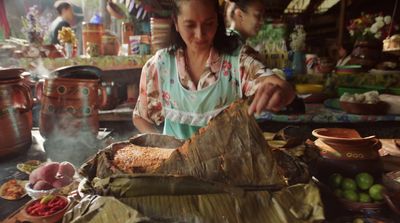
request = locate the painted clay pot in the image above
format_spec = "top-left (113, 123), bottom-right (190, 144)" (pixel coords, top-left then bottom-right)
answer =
top-left (38, 66), bottom-right (106, 138)
top-left (0, 68), bottom-right (33, 158)
top-left (312, 128), bottom-right (383, 182)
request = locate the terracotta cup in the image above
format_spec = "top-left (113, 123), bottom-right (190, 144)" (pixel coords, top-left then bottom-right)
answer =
top-left (38, 66), bottom-right (106, 138)
top-left (0, 68), bottom-right (34, 158)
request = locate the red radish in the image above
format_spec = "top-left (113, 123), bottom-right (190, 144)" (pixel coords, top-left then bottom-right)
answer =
top-left (29, 162), bottom-right (60, 185)
top-left (32, 180), bottom-right (53, 190)
top-left (57, 162), bottom-right (75, 178)
top-left (52, 176), bottom-right (72, 188)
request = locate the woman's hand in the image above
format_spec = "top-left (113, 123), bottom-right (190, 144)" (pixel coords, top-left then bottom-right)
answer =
top-left (248, 75), bottom-right (296, 115)
top-left (133, 116), bottom-right (161, 134)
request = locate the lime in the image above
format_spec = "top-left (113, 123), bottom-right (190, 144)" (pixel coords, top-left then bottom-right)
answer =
top-left (341, 178), bottom-right (357, 191)
top-left (334, 189), bottom-right (343, 198)
top-left (353, 218), bottom-right (364, 223)
top-left (343, 190), bottom-right (359, 202)
top-left (359, 192), bottom-right (372, 203)
top-left (329, 173), bottom-right (343, 188)
top-left (355, 172), bottom-right (374, 190)
top-left (369, 184), bottom-right (385, 201)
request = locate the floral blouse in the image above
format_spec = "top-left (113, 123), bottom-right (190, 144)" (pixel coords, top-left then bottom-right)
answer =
top-left (133, 45), bottom-right (273, 125)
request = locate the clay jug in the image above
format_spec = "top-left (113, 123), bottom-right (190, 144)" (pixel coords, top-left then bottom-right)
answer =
top-left (0, 68), bottom-right (33, 158)
top-left (38, 66), bottom-right (106, 138)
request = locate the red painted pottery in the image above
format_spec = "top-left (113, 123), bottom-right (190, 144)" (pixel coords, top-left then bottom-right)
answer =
top-left (0, 68), bottom-right (33, 158)
top-left (38, 66), bottom-right (106, 138)
top-left (313, 128), bottom-right (383, 182)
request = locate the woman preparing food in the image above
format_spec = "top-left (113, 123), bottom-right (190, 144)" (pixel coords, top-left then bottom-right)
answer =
top-left (133, 0), bottom-right (295, 140)
top-left (225, 0), bottom-right (265, 43)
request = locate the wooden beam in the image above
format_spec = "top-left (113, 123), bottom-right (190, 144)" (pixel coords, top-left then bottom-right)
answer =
top-left (304, 0), bottom-right (326, 15)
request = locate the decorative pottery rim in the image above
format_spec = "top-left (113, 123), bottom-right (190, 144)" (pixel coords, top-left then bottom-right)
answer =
top-left (312, 128), bottom-right (376, 142)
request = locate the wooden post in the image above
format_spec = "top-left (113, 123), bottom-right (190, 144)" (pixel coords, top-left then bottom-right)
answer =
top-left (337, 0), bottom-right (347, 47)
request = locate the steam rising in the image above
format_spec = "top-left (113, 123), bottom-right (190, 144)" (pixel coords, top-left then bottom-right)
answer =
top-left (31, 58), bottom-right (55, 80)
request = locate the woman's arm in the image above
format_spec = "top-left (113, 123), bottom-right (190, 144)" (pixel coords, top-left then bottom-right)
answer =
top-left (248, 74), bottom-right (295, 115)
top-left (239, 45), bottom-right (295, 115)
top-left (132, 56), bottom-right (165, 133)
top-left (132, 116), bottom-right (160, 134)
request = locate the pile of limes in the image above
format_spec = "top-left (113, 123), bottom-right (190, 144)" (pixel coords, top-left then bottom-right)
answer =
top-left (329, 172), bottom-right (385, 203)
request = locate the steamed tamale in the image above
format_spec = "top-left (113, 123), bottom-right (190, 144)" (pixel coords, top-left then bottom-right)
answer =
top-left (157, 100), bottom-right (285, 186)
top-left (82, 100), bottom-right (285, 186)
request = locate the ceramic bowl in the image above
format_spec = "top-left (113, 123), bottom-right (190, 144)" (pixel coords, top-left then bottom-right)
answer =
top-left (312, 128), bottom-right (375, 142)
top-left (25, 183), bottom-right (59, 200)
top-left (21, 195), bottom-right (70, 223)
top-left (340, 101), bottom-right (389, 115)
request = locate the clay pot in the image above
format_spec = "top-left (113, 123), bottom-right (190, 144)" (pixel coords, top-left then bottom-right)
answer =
top-left (340, 101), bottom-right (389, 115)
top-left (38, 66), bottom-right (106, 138)
top-left (312, 128), bottom-right (383, 181)
top-left (101, 33), bottom-right (119, 56)
top-left (99, 81), bottom-right (120, 110)
top-left (350, 39), bottom-right (382, 69)
top-left (0, 68), bottom-right (33, 158)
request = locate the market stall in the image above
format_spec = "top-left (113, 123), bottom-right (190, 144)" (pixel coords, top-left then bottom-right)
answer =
top-left (1, 0), bottom-right (400, 222)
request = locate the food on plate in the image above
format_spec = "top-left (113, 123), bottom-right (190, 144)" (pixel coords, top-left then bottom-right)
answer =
top-left (340, 91), bottom-right (380, 104)
top-left (29, 162), bottom-right (75, 190)
top-left (0, 179), bottom-right (27, 200)
top-left (26, 195), bottom-right (68, 217)
top-left (383, 34), bottom-right (400, 51)
top-left (328, 172), bottom-right (386, 203)
top-left (16, 160), bottom-right (42, 174)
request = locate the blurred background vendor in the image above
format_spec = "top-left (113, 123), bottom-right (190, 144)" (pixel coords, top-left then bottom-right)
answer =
top-left (48, 0), bottom-right (75, 44)
top-left (225, 0), bottom-right (265, 43)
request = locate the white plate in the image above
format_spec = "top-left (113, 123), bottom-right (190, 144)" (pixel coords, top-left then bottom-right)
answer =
top-left (0, 179), bottom-right (28, 200)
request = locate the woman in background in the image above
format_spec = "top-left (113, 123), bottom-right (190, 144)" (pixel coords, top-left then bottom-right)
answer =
top-left (225, 0), bottom-right (265, 43)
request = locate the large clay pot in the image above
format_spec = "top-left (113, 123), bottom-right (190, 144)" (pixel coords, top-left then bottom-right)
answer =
top-left (0, 68), bottom-right (33, 158)
top-left (312, 128), bottom-right (383, 182)
top-left (350, 39), bottom-right (382, 69)
top-left (38, 66), bottom-right (106, 138)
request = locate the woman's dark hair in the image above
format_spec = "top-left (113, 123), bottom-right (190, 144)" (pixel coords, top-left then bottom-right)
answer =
top-left (56, 3), bottom-right (71, 15)
top-left (229, 0), bottom-right (263, 12)
top-left (226, 0), bottom-right (264, 18)
top-left (169, 0), bottom-right (239, 55)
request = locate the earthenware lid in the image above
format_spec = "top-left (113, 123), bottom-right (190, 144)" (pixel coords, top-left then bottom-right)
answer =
top-left (50, 65), bottom-right (102, 80)
top-left (0, 68), bottom-right (25, 80)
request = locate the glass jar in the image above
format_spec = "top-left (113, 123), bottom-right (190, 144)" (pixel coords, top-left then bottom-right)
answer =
top-left (82, 22), bottom-right (104, 56)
